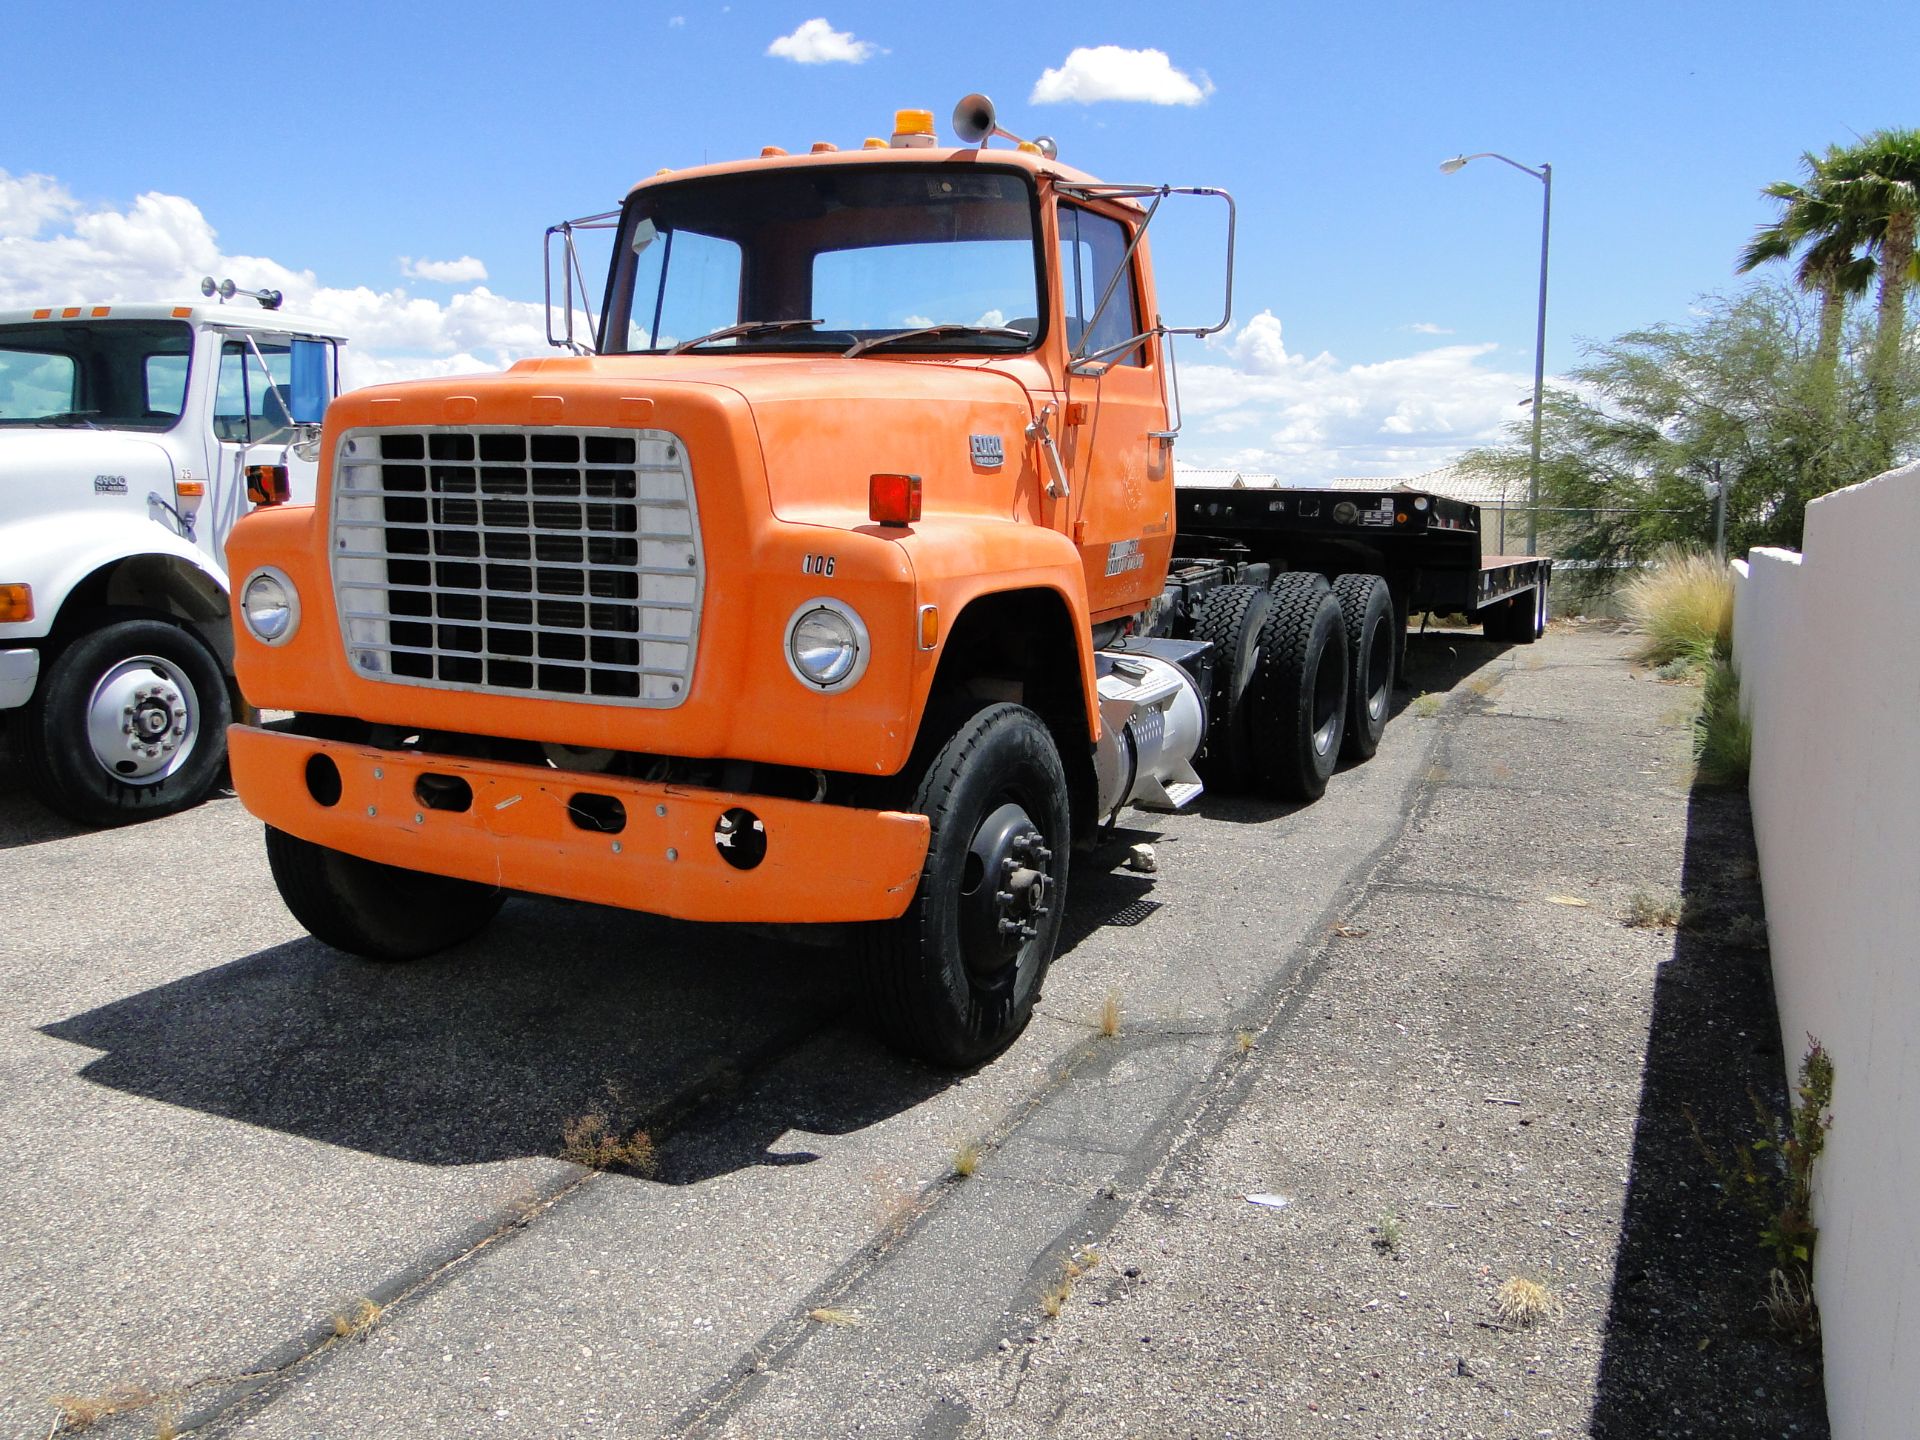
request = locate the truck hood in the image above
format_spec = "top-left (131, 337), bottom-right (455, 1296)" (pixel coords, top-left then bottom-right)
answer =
top-left (0, 428), bottom-right (177, 530)
top-left (502, 352), bottom-right (1050, 526)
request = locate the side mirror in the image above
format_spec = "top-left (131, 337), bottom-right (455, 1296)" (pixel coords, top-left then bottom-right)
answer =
top-left (288, 338), bottom-right (332, 425)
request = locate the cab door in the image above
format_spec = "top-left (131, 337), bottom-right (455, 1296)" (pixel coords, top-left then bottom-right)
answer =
top-left (1055, 203), bottom-right (1173, 622)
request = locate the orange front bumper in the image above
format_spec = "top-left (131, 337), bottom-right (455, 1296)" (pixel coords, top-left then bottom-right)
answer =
top-left (228, 726), bottom-right (929, 924)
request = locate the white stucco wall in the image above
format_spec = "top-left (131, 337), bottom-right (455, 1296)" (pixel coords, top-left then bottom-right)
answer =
top-left (1730, 460), bottom-right (1920, 1440)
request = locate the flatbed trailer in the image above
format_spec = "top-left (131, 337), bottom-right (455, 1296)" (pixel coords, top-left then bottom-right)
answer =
top-left (1170, 481), bottom-right (1552, 651)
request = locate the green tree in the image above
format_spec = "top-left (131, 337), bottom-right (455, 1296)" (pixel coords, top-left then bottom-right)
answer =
top-left (1825, 128), bottom-right (1920, 458)
top-left (1736, 146), bottom-right (1873, 380)
top-left (1460, 285), bottom-right (1916, 599)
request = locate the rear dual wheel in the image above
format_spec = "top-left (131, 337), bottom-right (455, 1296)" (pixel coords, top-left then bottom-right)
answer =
top-left (1250, 581), bottom-right (1349, 801)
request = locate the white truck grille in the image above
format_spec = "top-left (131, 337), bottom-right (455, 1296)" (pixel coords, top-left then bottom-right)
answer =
top-left (330, 426), bottom-right (702, 706)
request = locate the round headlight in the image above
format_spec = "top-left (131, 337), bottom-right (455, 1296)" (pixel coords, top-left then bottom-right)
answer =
top-left (784, 598), bottom-right (870, 692)
top-left (240, 566), bottom-right (300, 645)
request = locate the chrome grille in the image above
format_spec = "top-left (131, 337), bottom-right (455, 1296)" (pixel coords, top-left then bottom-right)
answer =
top-left (330, 426), bottom-right (701, 706)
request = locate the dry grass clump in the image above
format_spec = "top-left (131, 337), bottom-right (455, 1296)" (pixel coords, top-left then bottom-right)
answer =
top-left (1622, 547), bottom-right (1734, 667)
top-left (1624, 888), bottom-right (1685, 929)
top-left (48, 1387), bottom-right (160, 1432)
top-left (1096, 991), bottom-right (1122, 1038)
top-left (1761, 1266), bottom-right (1820, 1342)
top-left (950, 1141), bottom-right (981, 1179)
top-left (1410, 692), bottom-right (1443, 719)
top-left (806, 1306), bottom-right (864, 1327)
top-left (1493, 1275), bottom-right (1564, 1327)
top-left (559, 1113), bottom-right (658, 1176)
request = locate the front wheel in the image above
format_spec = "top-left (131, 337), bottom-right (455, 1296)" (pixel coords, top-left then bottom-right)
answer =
top-left (12, 613), bottom-right (230, 827)
top-left (857, 703), bottom-right (1071, 1068)
top-left (265, 826), bottom-right (505, 961)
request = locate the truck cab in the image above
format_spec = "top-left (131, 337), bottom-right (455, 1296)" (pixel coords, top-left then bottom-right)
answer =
top-left (227, 102), bottom-right (1248, 1066)
top-left (0, 297), bottom-right (345, 824)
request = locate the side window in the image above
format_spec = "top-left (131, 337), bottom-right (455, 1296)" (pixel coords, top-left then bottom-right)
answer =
top-left (627, 229), bottom-right (744, 350)
top-left (1058, 207), bottom-right (1146, 366)
top-left (212, 340), bottom-right (294, 442)
top-left (144, 354), bottom-right (188, 417)
top-left (213, 342), bottom-right (250, 441)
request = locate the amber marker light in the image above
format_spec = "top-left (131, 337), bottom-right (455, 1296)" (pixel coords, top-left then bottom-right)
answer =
top-left (0, 584), bottom-right (32, 623)
top-left (869, 472), bottom-right (922, 527)
top-left (918, 604), bottom-right (940, 650)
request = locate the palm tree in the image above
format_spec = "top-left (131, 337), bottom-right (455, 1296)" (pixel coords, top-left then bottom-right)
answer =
top-left (1825, 128), bottom-right (1920, 457)
top-left (1737, 147), bottom-right (1871, 378)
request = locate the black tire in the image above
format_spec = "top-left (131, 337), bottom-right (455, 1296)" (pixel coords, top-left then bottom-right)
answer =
top-left (1269, 570), bottom-right (1330, 599)
top-left (12, 612), bottom-right (230, 827)
top-left (1249, 587), bottom-right (1349, 802)
top-left (1331, 574), bottom-right (1395, 761)
top-left (265, 825), bottom-right (504, 961)
top-left (1191, 583), bottom-right (1272, 793)
top-left (1482, 591), bottom-right (1539, 644)
top-left (857, 703), bottom-right (1070, 1068)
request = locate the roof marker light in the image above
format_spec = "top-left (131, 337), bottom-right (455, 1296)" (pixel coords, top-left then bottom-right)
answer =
top-left (811, 141), bottom-right (839, 153)
top-left (761, 145), bottom-right (788, 157)
top-left (891, 109), bottom-right (936, 148)
top-left (862, 137), bottom-right (887, 150)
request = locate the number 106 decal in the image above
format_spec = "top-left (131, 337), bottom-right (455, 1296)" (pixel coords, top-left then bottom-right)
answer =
top-left (801, 554), bottom-right (837, 576)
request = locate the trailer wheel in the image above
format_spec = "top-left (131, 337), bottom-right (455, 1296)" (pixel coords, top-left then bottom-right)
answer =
top-left (264, 826), bottom-right (504, 961)
top-left (1191, 583), bottom-right (1272, 793)
top-left (12, 612), bottom-right (230, 827)
top-left (857, 703), bottom-right (1070, 1068)
top-left (1331, 574), bottom-right (1395, 761)
top-left (1483, 591), bottom-right (1539, 645)
top-left (1250, 586), bottom-right (1349, 802)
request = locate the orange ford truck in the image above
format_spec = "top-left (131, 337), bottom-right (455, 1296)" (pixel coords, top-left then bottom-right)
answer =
top-left (225, 96), bottom-right (1547, 1066)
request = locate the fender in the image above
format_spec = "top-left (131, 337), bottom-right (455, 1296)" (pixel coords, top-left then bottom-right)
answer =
top-left (899, 518), bottom-right (1102, 745)
top-left (0, 512), bottom-right (229, 644)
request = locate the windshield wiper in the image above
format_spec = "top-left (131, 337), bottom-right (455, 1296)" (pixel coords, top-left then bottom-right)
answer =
top-left (844, 323), bottom-right (1032, 359)
top-left (667, 318), bottom-right (822, 355)
top-left (33, 410), bottom-right (102, 429)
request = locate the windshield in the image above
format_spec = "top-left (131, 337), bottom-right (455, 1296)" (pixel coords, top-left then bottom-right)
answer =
top-left (0, 321), bottom-right (194, 430)
top-left (601, 165), bottom-right (1044, 356)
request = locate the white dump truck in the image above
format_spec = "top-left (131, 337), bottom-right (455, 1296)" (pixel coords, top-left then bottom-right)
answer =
top-left (0, 288), bottom-right (344, 824)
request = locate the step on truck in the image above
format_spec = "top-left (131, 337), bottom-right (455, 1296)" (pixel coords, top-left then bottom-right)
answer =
top-left (0, 287), bottom-right (344, 825)
top-left (225, 96), bottom-right (1548, 1066)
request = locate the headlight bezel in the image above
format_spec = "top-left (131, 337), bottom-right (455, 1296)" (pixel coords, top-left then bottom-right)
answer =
top-left (239, 565), bottom-right (301, 646)
top-left (784, 597), bottom-right (870, 693)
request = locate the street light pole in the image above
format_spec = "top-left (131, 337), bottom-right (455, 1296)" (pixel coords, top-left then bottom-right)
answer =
top-left (1441, 152), bottom-right (1552, 555)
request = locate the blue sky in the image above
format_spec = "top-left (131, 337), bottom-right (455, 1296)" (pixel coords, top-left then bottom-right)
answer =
top-left (6, 0), bottom-right (1916, 479)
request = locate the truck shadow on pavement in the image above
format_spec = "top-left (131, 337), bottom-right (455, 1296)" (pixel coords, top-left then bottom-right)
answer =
top-left (1587, 782), bottom-right (1829, 1436)
top-left (38, 839), bottom-right (1163, 1185)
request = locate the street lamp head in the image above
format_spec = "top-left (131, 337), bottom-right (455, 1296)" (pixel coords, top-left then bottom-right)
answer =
top-left (1439, 155), bottom-right (1470, 174)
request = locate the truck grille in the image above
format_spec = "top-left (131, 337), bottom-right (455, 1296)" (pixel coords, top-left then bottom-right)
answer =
top-left (330, 426), bottom-right (702, 706)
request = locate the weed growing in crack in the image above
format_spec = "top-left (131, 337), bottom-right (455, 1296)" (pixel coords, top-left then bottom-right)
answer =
top-left (1761, 1266), bottom-right (1820, 1343)
top-left (950, 1141), bottom-right (981, 1179)
top-left (559, 1113), bottom-right (658, 1176)
top-left (1372, 1212), bottom-right (1404, 1254)
top-left (331, 1297), bottom-right (383, 1342)
top-left (48, 1387), bottom-right (160, 1433)
top-left (1410, 692), bottom-right (1443, 719)
top-left (1235, 1030), bottom-right (1257, 1054)
top-left (1096, 991), bottom-right (1122, 1038)
top-left (1624, 888), bottom-right (1684, 929)
top-left (1687, 1035), bottom-right (1835, 1310)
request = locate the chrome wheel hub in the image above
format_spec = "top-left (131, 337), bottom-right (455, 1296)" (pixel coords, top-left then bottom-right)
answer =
top-left (86, 655), bottom-right (198, 784)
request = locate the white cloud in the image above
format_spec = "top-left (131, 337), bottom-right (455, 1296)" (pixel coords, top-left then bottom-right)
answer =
top-left (1030, 46), bottom-right (1213, 107)
top-left (766, 17), bottom-right (879, 65)
top-left (400, 254), bottom-right (489, 284)
top-left (0, 170), bottom-right (80, 239)
top-left (0, 179), bottom-right (561, 389)
top-left (1408, 321), bottom-right (1453, 335)
top-left (668, 14), bottom-right (685, 26)
top-left (1176, 310), bottom-right (1537, 482)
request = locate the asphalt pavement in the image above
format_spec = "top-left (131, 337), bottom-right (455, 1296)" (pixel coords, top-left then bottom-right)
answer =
top-left (0, 626), bottom-right (1820, 1439)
